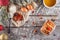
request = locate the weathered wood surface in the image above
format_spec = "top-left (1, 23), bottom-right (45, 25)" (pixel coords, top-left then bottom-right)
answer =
top-left (0, 0), bottom-right (60, 40)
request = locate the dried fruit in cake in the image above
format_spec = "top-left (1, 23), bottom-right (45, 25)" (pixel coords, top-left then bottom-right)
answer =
top-left (27, 4), bottom-right (34, 10)
top-left (41, 29), bottom-right (50, 35)
top-left (20, 7), bottom-right (28, 12)
top-left (46, 26), bottom-right (52, 31)
top-left (13, 12), bottom-right (23, 21)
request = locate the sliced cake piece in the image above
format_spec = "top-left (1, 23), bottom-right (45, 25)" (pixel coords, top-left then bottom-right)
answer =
top-left (40, 20), bottom-right (56, 35)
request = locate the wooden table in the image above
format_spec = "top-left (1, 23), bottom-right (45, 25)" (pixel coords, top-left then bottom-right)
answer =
top-left (0, 0), bottom-right (60, 40)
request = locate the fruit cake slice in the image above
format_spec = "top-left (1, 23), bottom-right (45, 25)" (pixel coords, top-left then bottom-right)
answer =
top-left (40, 20), bottom-right (56, 35)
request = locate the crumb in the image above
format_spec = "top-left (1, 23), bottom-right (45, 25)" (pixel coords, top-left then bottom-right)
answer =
top-left (32, 11), bottom-right (34, 14)
top-left (32, 21), bottom-right (35, 25)
top-left (33, 29), bottom-right (37, 33)
top-left (40, 17), bottom-right (43, 19)
top-left (26, 21), bottom-right (28, 23)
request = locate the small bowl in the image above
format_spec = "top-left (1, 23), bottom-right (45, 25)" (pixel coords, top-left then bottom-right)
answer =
top-left (43, 0), bottom-right (57, 8)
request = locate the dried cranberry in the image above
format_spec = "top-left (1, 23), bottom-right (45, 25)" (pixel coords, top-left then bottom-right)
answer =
top-left (13, 13), bottom-right (23, 21)
top-left (14, 13), bottom-right (18, 16)
top-left (46, 27), bottom-right (52, 31)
